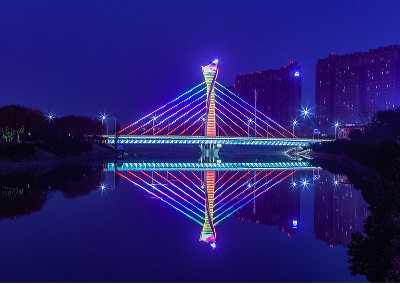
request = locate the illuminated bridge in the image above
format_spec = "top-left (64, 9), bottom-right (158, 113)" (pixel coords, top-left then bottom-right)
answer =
top-left (106, 59), bottom-right (331, 148)
top-left (113, 165), bottom-right (317, 248)
top-left (108, 160), bottom-right (319, 248)
top-left (105, 161), bottom-right (317, 171)
top-left (105, 135), bottom-right (328, 147)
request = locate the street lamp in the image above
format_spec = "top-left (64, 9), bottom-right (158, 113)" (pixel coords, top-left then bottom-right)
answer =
top-left (301, 106), bottom-right (311, 118)
top-left (334, 121), bottom-right (340, 139)
top-left (253, 89), bottom-right (258, 137)
top-left (247, 118), bottom-right (252, 137)
top-left (100, 113), bottom-right (108, 135)
top-left (292, 119), bottom-right (298, 137)
top-left (45, 111), bottom-right (56, 124)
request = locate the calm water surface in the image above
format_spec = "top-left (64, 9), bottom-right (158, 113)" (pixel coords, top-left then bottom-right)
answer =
top-left (0, 148), bottom-right (368, 282)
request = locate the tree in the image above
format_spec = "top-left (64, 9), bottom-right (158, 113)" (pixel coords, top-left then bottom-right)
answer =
top-left (0, 105), bottom-right (45, 142)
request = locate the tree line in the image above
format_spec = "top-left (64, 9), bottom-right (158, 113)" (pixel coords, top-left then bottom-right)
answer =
top-left (0, 104), bottom-right (104, 143)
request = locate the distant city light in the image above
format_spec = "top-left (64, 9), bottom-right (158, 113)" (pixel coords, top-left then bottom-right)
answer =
top-left (294, 71), bottom-right (300, 77)
top-left (210, 242), bottom-right (216, 249)
top-left (292, 119), bottom-right (298, 126)
top-left (292, 220), bottom-right (298, 228)
top-left (99, 183), bottom-right (106, 191)
top-left (212, 59), bottom-right (219, 65)
top-left (292, 181), bottom-right (297, 187)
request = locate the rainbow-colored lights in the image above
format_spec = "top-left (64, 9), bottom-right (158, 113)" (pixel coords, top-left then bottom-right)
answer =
top-left (114, 165), bottom-right (310, 248)
top-left (117, 60), bottom-right (299, 139)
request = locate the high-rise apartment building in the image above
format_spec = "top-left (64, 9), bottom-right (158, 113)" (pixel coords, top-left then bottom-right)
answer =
top-left (234, 61), bottom-right (301, 128)
top-left (316, 45), bottom-right (400, 135)
top-left (365, 45), bottom-right (400, 116)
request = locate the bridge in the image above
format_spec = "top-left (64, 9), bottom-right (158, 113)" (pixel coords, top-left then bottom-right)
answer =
top-left (105, 135), bottom-right (328, 147)
top-left (105, 161), bottom-right (317, 171)
top-left (108, 160), bottom-right (320, 248)
top-left (105, 59), bottom-right (331, 148)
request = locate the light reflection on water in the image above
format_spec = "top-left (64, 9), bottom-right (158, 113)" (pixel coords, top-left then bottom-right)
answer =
top-left (0, 156), bottom-right (369, 282)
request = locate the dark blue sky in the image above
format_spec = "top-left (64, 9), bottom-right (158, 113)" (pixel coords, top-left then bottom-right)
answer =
top-left (1, 0), bottom-right (400, 126)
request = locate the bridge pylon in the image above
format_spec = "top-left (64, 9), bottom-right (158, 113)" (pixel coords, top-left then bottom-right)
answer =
top-left (202, 59), bottom-right (219, 138)
top-left (200, 170), bottom-right (216, 248)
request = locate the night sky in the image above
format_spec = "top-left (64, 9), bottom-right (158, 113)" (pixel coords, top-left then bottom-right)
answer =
top-left (1, 0), bottom-right (400, 126)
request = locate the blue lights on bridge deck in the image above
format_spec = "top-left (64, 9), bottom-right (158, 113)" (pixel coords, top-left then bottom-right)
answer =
top-left (106, 161), bottom-right (319, 171)
top-left (104, 135), bottom-right (328, 147)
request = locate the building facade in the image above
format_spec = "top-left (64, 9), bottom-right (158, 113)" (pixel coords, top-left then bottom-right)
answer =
top-left (234, 61), bottom-right (301, 129)
top-left (365, 45), bottom-right (400, 117)
top-left (316, 45), bottom-right (400, 135)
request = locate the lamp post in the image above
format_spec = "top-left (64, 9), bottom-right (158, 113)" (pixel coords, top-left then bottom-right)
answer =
top-left (114, 116), bottom-right (117, 136)
top-left (100, 113), bottom-right (107, 135)
top-left (247, 118), bottom-right (252, 137)
top-left (253, 89), bottom-right (258, 137)
top-left (334, 121), bottom-right (339, 139)
top-left (152, 115), bottom-right (157, 135)
top-left (202, 116), bottom-right (205, 136)
top-left (292, 119), bottom-right (298, 137)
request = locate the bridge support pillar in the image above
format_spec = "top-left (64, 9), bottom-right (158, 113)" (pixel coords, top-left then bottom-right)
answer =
top-left (199, 144), bottom-right (221, 163)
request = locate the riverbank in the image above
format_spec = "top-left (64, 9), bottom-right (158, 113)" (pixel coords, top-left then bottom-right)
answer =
top-left (0, 142), bottom-right (116, 175)
top-left (310, 140), bottom-right (400, 282)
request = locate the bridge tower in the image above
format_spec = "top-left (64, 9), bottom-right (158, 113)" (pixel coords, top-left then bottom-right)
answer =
top-left (200, 170), bottom-right (216, 248)
top-left (202, 59), bottom-right (219, 138)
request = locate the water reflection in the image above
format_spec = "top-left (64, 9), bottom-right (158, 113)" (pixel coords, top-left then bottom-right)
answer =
top-left (115, 166), bottom-right (299, 248)
top-left (110, 161), bottom-right (369, 250)
top-left (0, 165), bottom-right (103, 218)
top-left (314, 172), bottom-right (369, 248)
top-left (0, 161), bottom-right (371, 251)
top-left (0, 159), bottom-right (376, 281)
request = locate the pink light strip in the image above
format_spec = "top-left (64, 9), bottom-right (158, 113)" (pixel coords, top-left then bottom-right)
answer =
top-left (117, 171), bottom-right (204, 224)
top-left (154, 98), bottom-right (204, 135)
top-left (136, 92), bottom-right (205, 135)
top-left (215, 99), bottom-right (265, 137)
top-left (191, 121), bottom-right (205, 136)
top-left (215, 171), bottom-right (250, 199)
top-left (215, 109), bottom-right (247, 136)
top-left (216, 84), bottom-right (296, 138)
top-left (216, 90), bottom-right (276, 137)
top-left (178, 171), bottom-right (204, 193)
top-left (119, 83), bottom-right (205, 134)
top-left (214, 171), bottom-right (296, 224)
top-left (167, 104), bottom-right (205, 135)
top-left (215, 114), bottom-right (241, 136)
top-left (215, 87), bottom-right (286, 137)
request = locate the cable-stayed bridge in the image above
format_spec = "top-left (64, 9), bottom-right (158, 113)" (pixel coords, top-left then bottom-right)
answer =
top-left (106, 60), bottom-right (330, 147)
top-left (107, 161), bottom-right (320, 248)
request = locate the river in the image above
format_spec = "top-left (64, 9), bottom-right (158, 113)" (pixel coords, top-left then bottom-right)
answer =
top-left (0, 146), bottom-right (369, 282)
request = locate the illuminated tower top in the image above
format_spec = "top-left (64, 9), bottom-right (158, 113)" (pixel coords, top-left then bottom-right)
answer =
top-left (202, 59), bottom-right (219, 138)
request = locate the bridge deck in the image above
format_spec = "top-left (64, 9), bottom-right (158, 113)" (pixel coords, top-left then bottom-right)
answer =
top-left (104, 135), bottom-right (331, 147)
top-left (105, 161), bottom-right (320, 171)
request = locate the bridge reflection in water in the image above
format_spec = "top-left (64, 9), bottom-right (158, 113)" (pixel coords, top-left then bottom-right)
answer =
top-left (107, 161), bottom-right (319, 248)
